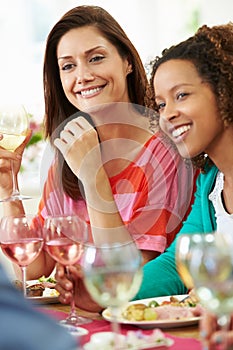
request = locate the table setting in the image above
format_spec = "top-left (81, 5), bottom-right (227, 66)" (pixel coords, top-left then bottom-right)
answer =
top-left (34, 237), bottom-right (203, 350)
top-left (0, 212), bottom-right (202, 349)
top-left (39, 304), bottom-right (202, 350)
top-left (3, 212), bottom-right (233, 349)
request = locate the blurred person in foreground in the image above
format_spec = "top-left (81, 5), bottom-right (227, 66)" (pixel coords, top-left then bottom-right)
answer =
top-left (0, 263), bottom-right (76, 350)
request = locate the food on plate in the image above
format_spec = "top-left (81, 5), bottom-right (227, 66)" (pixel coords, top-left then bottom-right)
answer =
top-left (26, 283), bottom-right (45, 297)
top-left (185, 289), bottom-right (200, 305)
top-left (13, 276), bottom-right (59, 298)
top-left (38, 275), bottom-right (57, 289)
top-left (122, 296), bottom-right (203, 322)
top-left (123, 303), bottom-right (147, 321)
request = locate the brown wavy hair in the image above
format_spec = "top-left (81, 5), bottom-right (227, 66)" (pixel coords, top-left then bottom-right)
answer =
top-left (146, 23), bottom-right (233, 171)
top-left (43, 5), bottom-right (148, 199)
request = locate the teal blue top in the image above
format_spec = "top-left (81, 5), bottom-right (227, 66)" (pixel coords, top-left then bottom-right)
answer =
top-left (134, 165), bottom-right (218, 299)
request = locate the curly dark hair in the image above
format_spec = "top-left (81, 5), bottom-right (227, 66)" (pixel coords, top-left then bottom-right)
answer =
top-left (146, 23), bottom-right (233, 171)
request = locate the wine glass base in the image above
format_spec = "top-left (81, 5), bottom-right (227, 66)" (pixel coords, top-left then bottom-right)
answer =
top-left (0, 194), bottom-right (32, 202)
top-left (60, 323), bottom-right (89, 337)
top-left (60, 316), bottom-right (92, 326)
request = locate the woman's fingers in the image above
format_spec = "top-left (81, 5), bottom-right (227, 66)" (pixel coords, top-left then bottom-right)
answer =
top-left (54, 116), bottom-right (97, 155)
top-left (200, 312), bottom-right (217, 337)
top-left (55, 264), bottom-right (74, 304)
top-left (200, 312), bottom-right (233, 350)
top-left (208, 330), bottom-right (233, 350)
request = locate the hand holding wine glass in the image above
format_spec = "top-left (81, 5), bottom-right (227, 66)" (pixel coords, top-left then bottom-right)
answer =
top-left (188, 232), bottom-right (233, 350)
top-left (0, 214), bottom-right (44, 296)
top-left (82, 241), bottom-right (143, 350)
top-left (0, 104), bottom-right (31, 201)
top-left (44, 215), bottom-right (90, 326)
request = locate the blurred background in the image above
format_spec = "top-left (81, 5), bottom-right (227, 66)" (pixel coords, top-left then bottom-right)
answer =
top-left (1, 0), bottom-right (232, 114)
top-left (0, 0), bottom-right (232, 277)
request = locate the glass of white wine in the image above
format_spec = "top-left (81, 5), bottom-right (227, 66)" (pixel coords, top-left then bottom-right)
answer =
top-left (81, 241), bottom-right (143, 350)
top-left (0, 104), bottom-right (31, 201)
top-left (189, 232), bottom-right (233, 350)
top-left (176, 233), bottom-right (195, 291)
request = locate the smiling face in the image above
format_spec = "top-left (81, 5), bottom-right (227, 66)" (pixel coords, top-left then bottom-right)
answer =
top-left (57, 25), bottom-right (132, 112)
top-left (153, 59), bottom-right (224, 159)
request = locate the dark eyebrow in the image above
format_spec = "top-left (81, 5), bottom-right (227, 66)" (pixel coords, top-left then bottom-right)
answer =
top-left (58, 45), bottom-right (106, 61)
top-left (154, 83), bottom-right (194, 99)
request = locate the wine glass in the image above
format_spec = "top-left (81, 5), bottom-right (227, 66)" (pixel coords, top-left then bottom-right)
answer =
top-left (81, 241), bottom-right (143, 349)
top-left (176, 233), bottom-right (195, 290)
top-left (0, 214), bottom-right (44, 296)
top-left (0, 103), bottom-right (31, 201)
top-left (43, 215), bottom-right (91, 326)
top-left (188, 232), bottom-right (233, 350)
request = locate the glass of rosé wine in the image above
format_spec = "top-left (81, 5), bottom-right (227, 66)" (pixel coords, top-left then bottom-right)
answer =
top-left (43, 215), bottom-right (90, 326)
top-left (0, 214), bottom-right (43, 296)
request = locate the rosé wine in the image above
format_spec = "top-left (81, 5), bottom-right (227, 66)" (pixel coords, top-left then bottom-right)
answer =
top-left (46, 237), bottom-right (83, 266)
top-left (1, 238), bottom-right (43, 267)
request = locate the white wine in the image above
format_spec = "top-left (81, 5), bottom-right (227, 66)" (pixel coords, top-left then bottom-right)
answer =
top-left (196, 282), bottom-right (233, 316)
top-left (190, 235), bottom-right (233, 316)
top-left (84, 268), bottom-right (142, 308)
top-left (176, 260), bottom-right (194, 290)
top-left (0, 133), bottom-right (26, 151)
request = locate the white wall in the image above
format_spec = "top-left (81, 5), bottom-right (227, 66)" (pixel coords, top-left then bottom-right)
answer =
top-left (1, 0), bottom-right (233, 112)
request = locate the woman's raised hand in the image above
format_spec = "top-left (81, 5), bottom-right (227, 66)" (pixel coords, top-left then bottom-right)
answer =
top-left (0, 130), bottom-right (32, 199)
top-left (54, 116), bottom-right (101, 183)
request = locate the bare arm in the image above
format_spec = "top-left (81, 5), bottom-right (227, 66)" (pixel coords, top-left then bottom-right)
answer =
top-left (54, 117), bottom-right (132, 245)
top-left (0, 131), bottom-right (56, 280)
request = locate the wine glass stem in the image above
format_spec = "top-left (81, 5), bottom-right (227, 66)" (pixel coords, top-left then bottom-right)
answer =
top-left (10, 160), bottom-right (20, 196)
top-left (21, 266), bottom-right (27, 297)
top-left (69, 292), bottom-right (77, 319)
top-left (110, 306), bottom-right (121, 350)
top-left (66, 266), bottom-right (78, 324)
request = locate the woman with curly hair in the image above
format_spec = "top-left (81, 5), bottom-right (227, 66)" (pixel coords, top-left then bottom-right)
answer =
top-left (135, 22), bottom-right (233, 349)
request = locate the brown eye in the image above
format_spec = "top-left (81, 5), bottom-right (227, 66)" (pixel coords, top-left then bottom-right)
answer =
top-left (90, 55), bottom-right (104, 63)
top-left (157, 102), bottom-right (166, 110)
top-left (61, 63), bottom-right (75, 71)
top-left (177, 92), bottom-right (188, 100)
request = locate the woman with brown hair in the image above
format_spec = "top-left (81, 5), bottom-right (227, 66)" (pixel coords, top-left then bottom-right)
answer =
top-left (0, 6), bottom-right (194, 311)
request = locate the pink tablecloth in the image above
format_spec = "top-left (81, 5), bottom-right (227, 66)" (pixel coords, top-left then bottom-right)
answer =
top-left (38, 308), bottom-right (202, 350)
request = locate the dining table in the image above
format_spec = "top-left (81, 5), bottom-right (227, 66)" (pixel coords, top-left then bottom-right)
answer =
top-left (34, 301), bottom-right (202, 350)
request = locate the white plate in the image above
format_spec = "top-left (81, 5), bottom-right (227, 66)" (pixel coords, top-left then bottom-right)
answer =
top-left (26, 280), bottom-right (59, 304)
top-left (102, 295), bottom-right (200, 329)
top-left (83, 331), bottom-right (174, 350)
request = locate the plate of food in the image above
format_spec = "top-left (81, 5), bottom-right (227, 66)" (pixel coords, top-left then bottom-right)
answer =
top-left (14, 276), bottom-right (60, 304)
top-left (102, 294), bottom-right (203, 329)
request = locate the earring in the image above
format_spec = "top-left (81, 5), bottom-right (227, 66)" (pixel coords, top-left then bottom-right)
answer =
top-left (127, 66), bottom-right (133, 74)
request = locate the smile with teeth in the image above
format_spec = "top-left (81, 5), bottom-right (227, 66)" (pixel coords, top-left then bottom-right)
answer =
top-left (172, 125), bottom-right (191, 138)
top-left (79, 86), bottom-right (103, 97)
